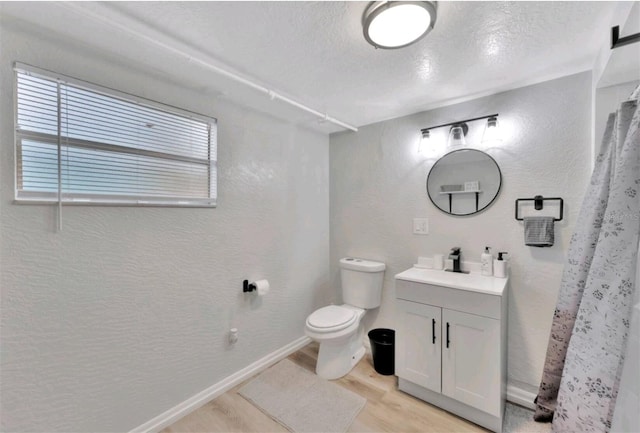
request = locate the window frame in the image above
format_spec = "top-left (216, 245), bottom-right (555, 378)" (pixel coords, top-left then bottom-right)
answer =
top-left (13, 62), bottom-right (218, 208)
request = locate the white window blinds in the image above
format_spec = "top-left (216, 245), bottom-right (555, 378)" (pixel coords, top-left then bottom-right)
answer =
top-left (14, 63), bottom-right (217, 207)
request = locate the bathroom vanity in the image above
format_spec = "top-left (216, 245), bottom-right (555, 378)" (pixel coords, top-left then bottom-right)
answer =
top-left (395, 267), bottom-right (508, 432)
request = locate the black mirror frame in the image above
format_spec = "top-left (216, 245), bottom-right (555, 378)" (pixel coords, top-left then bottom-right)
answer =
top-left (426, 148), bottom-right (502, 216)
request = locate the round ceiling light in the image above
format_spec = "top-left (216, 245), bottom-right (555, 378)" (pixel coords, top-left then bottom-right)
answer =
top-left (363, 1), bottom-right (437, 49)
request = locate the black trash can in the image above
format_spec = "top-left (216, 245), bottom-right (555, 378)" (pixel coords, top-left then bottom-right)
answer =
top-left (368, 328), bottom-right (395, 375)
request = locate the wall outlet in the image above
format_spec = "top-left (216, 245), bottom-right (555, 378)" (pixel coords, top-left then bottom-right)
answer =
top-left (413, 218), bottom-right (429, 235)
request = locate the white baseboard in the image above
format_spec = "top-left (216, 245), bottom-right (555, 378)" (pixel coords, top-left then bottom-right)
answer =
top-left (506, 384), bottom-right (536, 410)
top-left (130, 335), bottom-right (536, 432)
top-left (129, 336), bottom-right (312, 433)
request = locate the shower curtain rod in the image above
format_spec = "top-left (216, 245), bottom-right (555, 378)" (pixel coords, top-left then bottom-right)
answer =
top-left (62, 3), bottom-right (359, 132)
top-left (611, 25), bottom-right (640, 49)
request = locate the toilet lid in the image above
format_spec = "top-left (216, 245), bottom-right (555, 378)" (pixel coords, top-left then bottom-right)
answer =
top-left (307, 305), bottom-right (357, 329)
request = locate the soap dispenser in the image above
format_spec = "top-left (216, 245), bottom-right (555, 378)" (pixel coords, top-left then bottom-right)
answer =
top-left (481, 246), bottom-right (493, 276)
top-left (494, 252), bottom-right (508, 278)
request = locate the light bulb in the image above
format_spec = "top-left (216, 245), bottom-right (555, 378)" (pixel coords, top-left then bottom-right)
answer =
top-left (448, 125), bottom-right (467, 148)
top-left (418, 130), bottom-right (430, 154)
top-left (482, 116), bottom-right (502, 146)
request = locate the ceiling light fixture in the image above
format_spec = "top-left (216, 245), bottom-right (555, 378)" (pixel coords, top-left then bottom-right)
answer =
top-left (363, 1), bottom-right (437, 49)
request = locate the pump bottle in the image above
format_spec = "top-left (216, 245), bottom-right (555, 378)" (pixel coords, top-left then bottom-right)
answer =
top-left (481, 246), bottom-right (493, 276)
top-left (494, 252), bottom-right (508, 278)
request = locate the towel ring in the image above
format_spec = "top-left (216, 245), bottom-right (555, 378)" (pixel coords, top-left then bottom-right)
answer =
top-left (515, 195), bottom-right (563, 221)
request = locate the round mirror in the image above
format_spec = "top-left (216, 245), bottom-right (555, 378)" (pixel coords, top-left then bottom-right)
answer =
top-left (426, 149), bottom-right (501, 216)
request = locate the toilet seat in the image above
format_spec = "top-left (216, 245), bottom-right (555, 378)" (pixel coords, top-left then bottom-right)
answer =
top-left (306, 305), bottom-right (357, 333)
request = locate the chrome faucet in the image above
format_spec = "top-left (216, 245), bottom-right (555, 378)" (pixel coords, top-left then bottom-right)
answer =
top-left (449, 247), bottom-right (462, 273)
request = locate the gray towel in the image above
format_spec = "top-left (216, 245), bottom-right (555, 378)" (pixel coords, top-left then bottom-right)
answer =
top-left (524, 216), bottom-right (555, 247)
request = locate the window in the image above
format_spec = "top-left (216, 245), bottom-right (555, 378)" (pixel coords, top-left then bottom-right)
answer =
top-left (14, 63), bottom-right (217, 207)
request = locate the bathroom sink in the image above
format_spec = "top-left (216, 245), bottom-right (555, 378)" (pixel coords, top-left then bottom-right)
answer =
top-left (395, 267), bottom-right (507, 296)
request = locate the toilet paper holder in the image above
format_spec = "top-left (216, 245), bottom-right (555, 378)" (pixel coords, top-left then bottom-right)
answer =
top-left (243, 280), bottom-right (257, 293)
top-left (243, 279), bottom-right (270, 295)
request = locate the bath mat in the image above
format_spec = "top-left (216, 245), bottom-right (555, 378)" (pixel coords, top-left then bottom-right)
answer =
top-left (238, 359), bottom-right (366, 433)
top-left (504, 402), bottom-right (551, 433)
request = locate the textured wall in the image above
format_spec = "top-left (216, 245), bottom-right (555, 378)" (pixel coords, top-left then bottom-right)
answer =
top-left (0, 26), bottom-right (331, 432)
top-left (330, 72), bottom-right (592, 393)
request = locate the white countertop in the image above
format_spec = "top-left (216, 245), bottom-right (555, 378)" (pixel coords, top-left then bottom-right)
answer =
top-left (395, 267), bottom-right (508, 296)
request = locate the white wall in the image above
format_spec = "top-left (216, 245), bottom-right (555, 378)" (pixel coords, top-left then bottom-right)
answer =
top-left (329, 72), bottom-right (592, 394)
top-left (0, 24), bottom-right (331, 432)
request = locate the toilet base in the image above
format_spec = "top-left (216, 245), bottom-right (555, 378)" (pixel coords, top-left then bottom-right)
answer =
top-left (315, 327), bottom-right (365, 380)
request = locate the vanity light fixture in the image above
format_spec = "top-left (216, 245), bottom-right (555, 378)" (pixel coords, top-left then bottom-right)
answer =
top-left (418, 130), bottom-right (431, 153)
top-left (482, 116), bottom-right (502, 145)
top-left (448, 123), bottom-right (468, 148)
top-left (419, 113), bottom-right (499, 152)
top-left (363, 1), bottom-right (438, 49)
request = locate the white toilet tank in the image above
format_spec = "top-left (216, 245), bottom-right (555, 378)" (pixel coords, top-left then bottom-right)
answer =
top-left (340, 257), bottom-right (385, 309)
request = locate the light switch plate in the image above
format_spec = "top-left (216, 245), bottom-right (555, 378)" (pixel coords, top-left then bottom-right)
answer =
top-left (413, 218), bottom-right (429, 235)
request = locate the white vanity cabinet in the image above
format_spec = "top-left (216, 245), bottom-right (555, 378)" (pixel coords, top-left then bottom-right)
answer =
top-left (395, 268), bottom-right (508, 433)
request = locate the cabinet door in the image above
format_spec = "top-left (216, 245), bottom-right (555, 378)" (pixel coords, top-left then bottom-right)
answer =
top-left (396, 300), bottom-right (441, 393)
top-left (442, 309), bottom-right (501, 416)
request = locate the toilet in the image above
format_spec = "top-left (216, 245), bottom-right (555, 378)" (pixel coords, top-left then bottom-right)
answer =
top-left (305, 257), bottom-right (385, 380)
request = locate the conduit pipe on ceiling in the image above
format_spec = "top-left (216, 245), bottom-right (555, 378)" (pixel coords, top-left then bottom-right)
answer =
top-left (61, 2), bottom-right (358, 132)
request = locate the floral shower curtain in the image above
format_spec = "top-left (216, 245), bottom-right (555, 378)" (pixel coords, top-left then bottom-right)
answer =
top-left (535, 88), bottom-right (640, 432)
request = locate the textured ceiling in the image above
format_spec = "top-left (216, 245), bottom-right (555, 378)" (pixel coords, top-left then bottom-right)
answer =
top-left (0, 1), bottom-right (620, 133)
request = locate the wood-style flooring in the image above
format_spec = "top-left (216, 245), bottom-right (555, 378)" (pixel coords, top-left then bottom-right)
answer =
top-left (162, 342), bottom-right (488, 433)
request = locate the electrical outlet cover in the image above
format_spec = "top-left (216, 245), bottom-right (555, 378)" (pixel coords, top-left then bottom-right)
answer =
top-left (413, 218), bottom-right (429, 235)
